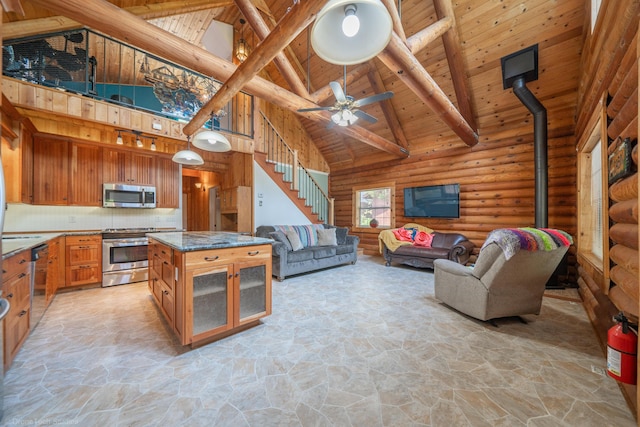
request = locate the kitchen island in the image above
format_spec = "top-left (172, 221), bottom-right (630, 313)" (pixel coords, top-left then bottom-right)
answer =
top-left (146, 231), bottom-right (273, 347)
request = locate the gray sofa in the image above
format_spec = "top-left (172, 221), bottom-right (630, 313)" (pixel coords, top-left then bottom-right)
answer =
top-left (256, 224), bottom-right (359, 281)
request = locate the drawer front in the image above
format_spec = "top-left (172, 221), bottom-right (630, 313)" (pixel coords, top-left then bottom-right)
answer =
top-left (3, 251), bottom-right (31, 282)
top-left (3, 271), bottom-right (31, 319)
top-left (66, 264), bottom-right (101, 286)
top-left (185, 245), bottom-right (271, 269)
top-left (66, 235), bottom-right (101, 245)
top-left (67, 245), bottom-right (100, 265)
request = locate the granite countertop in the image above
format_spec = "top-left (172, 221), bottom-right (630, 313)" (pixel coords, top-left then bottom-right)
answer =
top-left (147, 231), bottom-right (273, 252)
top-left (2, 233), bottom-right (64, 259)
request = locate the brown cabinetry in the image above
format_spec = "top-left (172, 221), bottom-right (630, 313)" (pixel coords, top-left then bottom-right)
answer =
top-left (180, 244), bottom-right (271, 346)
top-left (220, 186), bottom-right (251, 233)
top-left (103, 148), bottom-right (155, 185)
top-left (33, 136), bottom-right (69, 205)
top-left (156, 156), bottom-right (180, 208)
top-left (69, 142), bottom-right (103, 206)
top-left (46, 237), bottom-right (63, 305)
top-left (148, 240), bottom-right (181, 335)
top-left (2, 249), bottom-right (31, 372)
top-left (65, 235), bottom-right (101, 287)
top-left (1, 124), bottom-right (33, 204)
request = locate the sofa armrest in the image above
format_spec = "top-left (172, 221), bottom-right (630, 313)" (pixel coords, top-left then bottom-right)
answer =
top-left (434, 258), bottom-right (475, 277)
top-left (270, 241), bottom-right (289, 258)
top-left (449, 240), bottom-right (474, 265)
top-left (346, 234), bottom-right (360, 248)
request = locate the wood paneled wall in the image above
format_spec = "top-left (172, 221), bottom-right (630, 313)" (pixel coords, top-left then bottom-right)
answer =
top-left (330, 132), bottom-right (577, 260)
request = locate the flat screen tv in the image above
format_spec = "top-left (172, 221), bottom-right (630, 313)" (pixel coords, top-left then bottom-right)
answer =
top-left (403, 184), bottom-right (460, 218)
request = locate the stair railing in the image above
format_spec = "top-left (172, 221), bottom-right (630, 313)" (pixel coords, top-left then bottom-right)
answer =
top-left (260, 112), bottom-right (334, 224)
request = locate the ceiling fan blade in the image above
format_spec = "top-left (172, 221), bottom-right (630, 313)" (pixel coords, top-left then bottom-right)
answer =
top-left (297, 106), bottom-right (334, 112)
top-left (354, 91), bottom-right (394, 108)
top-left (329, 81), bottom-right (347, 103)
top-left (353, 110), bottom-right (378, 124)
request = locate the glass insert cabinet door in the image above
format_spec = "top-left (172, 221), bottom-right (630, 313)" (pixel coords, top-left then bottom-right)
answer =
top-left (189, 265), bottom-right (233, 338)
top-left (234, 262), bottom-right (268, 326)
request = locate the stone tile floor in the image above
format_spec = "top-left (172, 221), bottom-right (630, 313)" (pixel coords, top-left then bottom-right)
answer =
top-left (2, 255), bottom-right (636, 426)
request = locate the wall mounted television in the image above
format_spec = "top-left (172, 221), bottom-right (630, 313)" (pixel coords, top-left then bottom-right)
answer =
top-left (403, 184), bottom-right (460, 218)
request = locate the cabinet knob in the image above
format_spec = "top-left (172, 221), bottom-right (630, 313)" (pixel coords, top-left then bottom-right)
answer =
top-left (18, 273), bottom-right (26, 279)
top-left (18, 310), bottom-right (27, 317)
top-left (235, 272), bottom-right (239, 278)
top-left (7, 293), bottom-right (13, 299)
top-left (19, 259), bottom-right (27, 264)
top-left (204, 256), bottom-right (219, 262)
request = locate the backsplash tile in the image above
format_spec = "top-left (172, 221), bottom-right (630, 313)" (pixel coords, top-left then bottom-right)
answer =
top-left (4, 204), bottom-right (181, 232)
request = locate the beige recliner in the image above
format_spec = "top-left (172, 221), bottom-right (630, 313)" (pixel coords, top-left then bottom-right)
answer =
top-left (434, 230), bottom-right (570, 322)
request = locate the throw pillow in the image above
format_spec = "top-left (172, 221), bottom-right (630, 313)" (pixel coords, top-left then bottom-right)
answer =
top-left (285, 230), bottom-right (304, 251)
top-left (269, 231), bottom-right (293, 251)
top-left (334, 227), bottom-right (348, 245)
top-left (413, 231), bottom-right (434, 247)
top-left (317, 228), bottom-right (337, 246)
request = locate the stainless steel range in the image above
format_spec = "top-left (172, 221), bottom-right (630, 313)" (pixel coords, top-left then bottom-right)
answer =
top-left (102, 228), bottom-right (155, 287)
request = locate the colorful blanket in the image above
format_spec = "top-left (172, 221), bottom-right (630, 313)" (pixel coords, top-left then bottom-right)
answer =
top-left (378, 223), bottom-right (434, 253)
top-left (481, 227), bottom-right (573, 260)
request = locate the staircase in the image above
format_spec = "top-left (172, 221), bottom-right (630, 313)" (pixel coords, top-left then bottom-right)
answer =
top-left (256, 112), bottom-right (334, 224)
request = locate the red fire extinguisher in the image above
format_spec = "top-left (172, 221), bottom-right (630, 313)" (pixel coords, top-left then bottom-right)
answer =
top-left (607, 312), bottom-right (637, 385)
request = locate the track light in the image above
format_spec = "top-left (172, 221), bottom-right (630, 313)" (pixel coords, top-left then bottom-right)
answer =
top-left (150, 139), bottom-right (157, 151)
top-left (136, 135), bottom-right (143, 148)
top-left (116, 131), bottom-right (123, 145)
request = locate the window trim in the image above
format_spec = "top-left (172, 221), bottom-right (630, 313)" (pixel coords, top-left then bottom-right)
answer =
top-left (352, 181), bottom-right (395, 232)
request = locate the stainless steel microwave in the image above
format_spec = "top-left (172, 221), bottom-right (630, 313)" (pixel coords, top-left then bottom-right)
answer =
top-left (103, 183), bottom-right (156, 208)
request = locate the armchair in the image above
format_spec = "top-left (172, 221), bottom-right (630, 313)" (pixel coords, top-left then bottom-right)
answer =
top-left (434, 228), bottom-right (572, 322)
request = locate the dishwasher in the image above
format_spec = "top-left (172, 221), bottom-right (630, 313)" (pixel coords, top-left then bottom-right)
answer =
top-left (31, 244), bottom-right (49, 331)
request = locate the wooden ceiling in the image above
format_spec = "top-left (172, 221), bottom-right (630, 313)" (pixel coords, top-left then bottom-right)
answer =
top-left (3, 0), bottom-right (586, 171)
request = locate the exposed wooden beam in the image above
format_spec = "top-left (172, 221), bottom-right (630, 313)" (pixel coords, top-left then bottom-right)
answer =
top-left (311, 63), bottom-right (372, 104)
top-left (235, 0), bottom-right (310, 98)
top-left (407, 16), bottom-right (452, 54)
top-left (3, 0), bottom-right (232, 40)
top-left (378, 32), bottom-right (478, 146)
top-left (433, 0), bottom-right (477, 131)
top-left (30, 0), bottom-right (407, 157)
top-left (1, 0), bottom-right (24, 15)
top-left (366, 66), bottom-right (409, 150)
top-left (380, 0), bottom-right (406, 44)
top-left (183, 0), bottom-right (325, 136)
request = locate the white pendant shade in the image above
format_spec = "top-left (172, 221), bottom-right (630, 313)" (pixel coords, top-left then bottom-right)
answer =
top-left (192, 130), bottom-right (231, 152)
top-left (172, 149), bottom-right (204, 165)
top-left (311, 0), bottom-right (392, 65)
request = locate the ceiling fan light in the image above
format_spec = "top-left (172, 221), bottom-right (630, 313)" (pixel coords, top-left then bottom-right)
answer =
top-left (342, 5), bottom-right (359, 37)
top-left (312, 0), bottom-right (392, 65)
top-left (192, 130), bottom-right (231, 152)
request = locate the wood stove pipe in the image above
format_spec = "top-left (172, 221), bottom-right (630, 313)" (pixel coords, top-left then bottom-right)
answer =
top-left (512, 76), bottom-right (548, 228)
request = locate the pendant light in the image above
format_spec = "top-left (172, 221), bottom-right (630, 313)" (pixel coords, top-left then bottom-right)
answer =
top-left (172, 136), bottom-right (204, 165)
top-left (311, 0), bottom-right (392, 65)
top-left (236, 19), bottom-right (249, 62)
top-left (192, 113), bottom-right (231, 152)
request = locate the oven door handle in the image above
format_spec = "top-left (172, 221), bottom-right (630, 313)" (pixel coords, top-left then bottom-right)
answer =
top-left (105, 239), bottom-right (149, 247)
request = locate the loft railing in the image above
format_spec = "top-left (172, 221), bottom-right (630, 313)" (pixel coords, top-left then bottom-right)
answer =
top-left (260, 111), bottom-right (334, 224)
top-left (2, 28), bottom-right (253, 137)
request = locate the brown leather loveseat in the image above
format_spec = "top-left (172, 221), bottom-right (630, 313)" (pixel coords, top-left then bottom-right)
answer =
top-left (378, 223), bottom-right (474, 269)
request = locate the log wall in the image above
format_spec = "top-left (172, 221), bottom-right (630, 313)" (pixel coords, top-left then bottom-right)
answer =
top-left (573, 0), bottom-right (639, 417)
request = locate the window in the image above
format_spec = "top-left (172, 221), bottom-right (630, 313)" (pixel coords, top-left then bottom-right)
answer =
top-left (577, 112), bottom-right (606, 270)
top-left (353, 183), bottom-right (395, 229)
top-left (591, 0), bottom-right (602, 32)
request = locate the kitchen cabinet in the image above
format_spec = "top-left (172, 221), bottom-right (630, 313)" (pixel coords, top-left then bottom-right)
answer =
top-left (2, 249), bottom-right (31, 372)
top-left (69, 142), bottom-right (103, 206)
top-left (1, 124), bottom-right (33, 204)
top-left (46, 237), bottom-right (63, 305)
top-left (33, 136), bottom-right (69, 205)
top-left (220, 186), bottom-right (251, 233)
top-left (156, 156), bottom-right (180, 208)
top-left (148, 240), bottom-right (181, 335)
top-left (103, 147), bottom-right (155, 185)
top-left (147, 234), bottom-right (271, 347)
top-left (65, 235), bottom-right (102, 287)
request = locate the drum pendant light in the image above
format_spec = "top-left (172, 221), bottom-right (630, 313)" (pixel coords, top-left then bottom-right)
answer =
top-left (311, 0), bottom-right (392, 65)
top-left (172, 136), bottom-right (204, 165)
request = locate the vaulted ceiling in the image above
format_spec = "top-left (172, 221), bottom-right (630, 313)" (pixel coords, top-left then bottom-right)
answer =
top-left (3, 0), bottom-right (586, 171)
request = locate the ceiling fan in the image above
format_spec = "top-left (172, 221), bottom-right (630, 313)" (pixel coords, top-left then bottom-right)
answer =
top-left (298, 80), bottom-right (393, 127)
